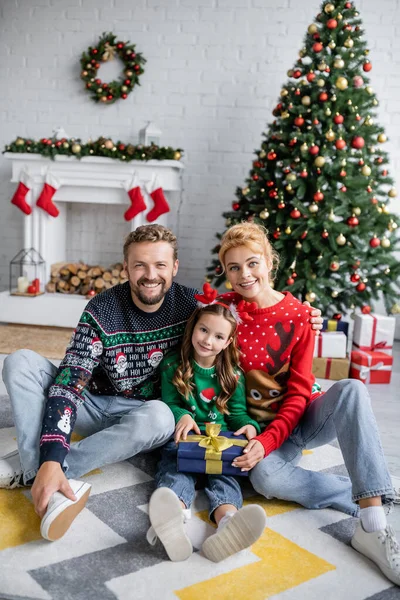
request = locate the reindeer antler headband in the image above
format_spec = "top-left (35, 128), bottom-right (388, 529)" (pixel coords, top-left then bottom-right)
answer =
top-left (194, 282), bottom-right (257, 325)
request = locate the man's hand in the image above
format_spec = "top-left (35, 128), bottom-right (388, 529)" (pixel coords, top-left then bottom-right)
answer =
top-left (234, 424), bottom-right (258, 440)
top-left (232, 439), bottom-right (265, 472)
top-left (303, 301), bottom-right (323, 333)
top-left (174, 414), bottom-right (201, 443)
top-left (31, 461), bottom-right (76, 518)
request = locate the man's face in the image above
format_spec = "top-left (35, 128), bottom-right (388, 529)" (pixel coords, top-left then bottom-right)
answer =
top-left (124, 241), bottom-right (179, 311)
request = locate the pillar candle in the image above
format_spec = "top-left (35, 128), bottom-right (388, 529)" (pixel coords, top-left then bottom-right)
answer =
top-left (17, 276), bottom-right (29, 293)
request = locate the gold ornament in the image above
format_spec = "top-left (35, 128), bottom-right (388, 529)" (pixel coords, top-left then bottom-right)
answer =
top-left (259, 209), bottom-right (269, 219)
top-left (259, 150), bottom-right (266, 158)
top-left (242, 187), bottom-right (250, 195)
top-left (287, 69), bottom-right (294, 77)
top-left (331, 94), bottom-right (337, 102)
top-left (331, 290), bottom-right (339, 298)
top-left (96, 87), bottom-right (103, 93)
top-left (285, 226), bottom-right (292, 234)
top-left (300, 143), bottom-right (308, 153)
top-left (205, 276), bottom-right (212, 283)
top-left (347, 99), bottom-right (352, 105)
top-left (104, 139), bottom-right (114, 149)
top-left (378, 133), bottom-right (387, 143)
top-left (382, 204), bottom-right (389, 214)
top-left (336, 76), bottom-right (348, 90)
top-left (336, 233), bottom-right (346, 246)
top-left (388, 188), bottom-right (397, 197)
top-left (285, 184), bottom-right (293, 192)
top-left (305, 291), bottom-right (316, 302)
top-left (318, 62), bottom-right (327, 71)
top-left (100, 96), bottom-right (108, 103)
top-left (328, 210), bottom-right (335, 221)
top-left (334, 58), bottom-right (345, 69)
top-left (280, 88), bottom-right (289, 97)
top-left (388, 220), bottom-right (398, 231)
top-left (317, 78), bottom-right (325, 87)
top-left (301, 96), bottom-right (311, 106)
top-left (15, 137), bottom-right (25, 146)
top-left (353, 207), bottom-right (361, 216)
top-left (325, 108), bottom-right (332, 116)
top-left (364, 116), bottom-right (374, 126)
top-left (326, 129), bottom-right (335, 141)
top-left (361, 165), bottom-right (371, 176)
top-left (381, 237), bottom-right (391, 248)
top-left (341, 159), bottom-right (347, 166)
top-left (376, 282), bottom-right (381, 287)
top-left (314, 156), bottom-right (326, 167)
top-left (281, 111), bottom-right (290, 119)
top-left (329, 41), bottom-right (336, 49)
top-left (71, 143), bottom-right (81, 154)
top-left (309, 203), bottom-right (319, 213)
top-left (373, 99), bottom-right (378, 106)
top-left (337, 12), bottom-right (343, 19)
top-left (225, 281), bottom-right (233, 290)
top-left (63, 142), bottom-right (69, 149)
top-left (121, 85), bottom-right (128, 92)
top-left (125, 70), bottom-right (133, 77)
top-left (174, 151), bottom-right (182, 160)
top-left (384, 268), bottom-right (390, 275)
top-left (366, 86), bottom-right (374, 95)
top-left (308, 24), bottom-right (318, 34)
top-left (390, 303), bottom-right (400, 314)
top-left (324, 3), bottom-right (335, 13)
top-left (286, 173), bottom-right (297, 182)
top-left (344, 37), bottom-right (354, 48)
top-left (295, 241), bottom-right (302, 249)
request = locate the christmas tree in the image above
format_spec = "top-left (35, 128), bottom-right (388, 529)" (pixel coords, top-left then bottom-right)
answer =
top-left (206, 0), bottom-right (400, 317)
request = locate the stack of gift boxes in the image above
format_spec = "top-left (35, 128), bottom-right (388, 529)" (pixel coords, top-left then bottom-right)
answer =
top-left (313, 314), bottom-right (395, 384)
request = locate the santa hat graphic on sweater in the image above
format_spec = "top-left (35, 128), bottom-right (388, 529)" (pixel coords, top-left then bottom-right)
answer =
top-left (199, 388), bottom-right (216, 404)
top-left (148, 348), bottom-right (163, 367)
top-left (116, 352), bottom-right (126, 364)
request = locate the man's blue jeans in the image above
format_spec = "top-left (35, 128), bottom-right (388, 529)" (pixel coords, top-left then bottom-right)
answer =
top-left (250, 379), bottom-right (394, 517)
top-left (2, 349), bottom-right (175, 483)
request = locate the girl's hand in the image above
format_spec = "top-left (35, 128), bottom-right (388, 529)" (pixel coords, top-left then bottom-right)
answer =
top-left (232, 439), bottom-right (265, 472)
top-left (303, 301), bottom-right (323, 333)
top-left (174, 414), bottom-right (201, 443)
top-left (233, 424), bottom-right (258, 440)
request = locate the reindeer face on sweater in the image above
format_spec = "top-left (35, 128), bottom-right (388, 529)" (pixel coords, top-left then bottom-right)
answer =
top-left (246, 365), bottom-right (290, 422)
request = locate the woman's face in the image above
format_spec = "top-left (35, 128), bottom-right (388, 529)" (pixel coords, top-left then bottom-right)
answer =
top-left (224, 245), bottom-right (270, 301)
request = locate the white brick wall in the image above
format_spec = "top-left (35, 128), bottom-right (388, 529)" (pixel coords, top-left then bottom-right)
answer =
top-left (0, 0), bottom-right (399, 292)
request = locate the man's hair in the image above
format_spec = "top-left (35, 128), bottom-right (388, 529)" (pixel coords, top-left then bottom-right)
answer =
top-left (123, 224), bottom-right (178, 262)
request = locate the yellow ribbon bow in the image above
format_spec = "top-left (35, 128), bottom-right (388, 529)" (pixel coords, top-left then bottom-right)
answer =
top-left (180, 423), bottom-right (248, 463)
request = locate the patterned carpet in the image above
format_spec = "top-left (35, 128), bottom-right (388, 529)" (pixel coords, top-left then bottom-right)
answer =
top-left (0, 393), bottom-right (399, 600)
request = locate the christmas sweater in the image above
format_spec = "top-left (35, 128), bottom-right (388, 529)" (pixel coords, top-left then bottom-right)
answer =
top-left (40, 282), bottom-right (198, 466)
top-left (160, 351), bottom-right (261, 433)
top-left (219, 291), bottom-right (322, 457)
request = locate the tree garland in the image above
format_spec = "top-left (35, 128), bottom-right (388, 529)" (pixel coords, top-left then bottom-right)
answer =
top-left (4, 136), bottom-right (183, 162)
top-left (80, 32), bottom-right (146, 104)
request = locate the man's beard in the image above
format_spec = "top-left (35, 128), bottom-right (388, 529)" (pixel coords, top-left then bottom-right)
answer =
top-left (130, 277), bottom-right (169, 306)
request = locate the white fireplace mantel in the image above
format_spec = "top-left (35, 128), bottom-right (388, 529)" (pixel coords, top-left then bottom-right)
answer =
top-left (1, 152), bottom-right (184, 327)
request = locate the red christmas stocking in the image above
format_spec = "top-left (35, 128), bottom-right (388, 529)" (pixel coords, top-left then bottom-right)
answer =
top-left (11, 171), bottom-right (32, 215)
top-left (36, 172), bottom-right (60, 218)
top-left (123, 175), bottom-right (146, 221)
top-left (146, 180), bottom-right (170, 222)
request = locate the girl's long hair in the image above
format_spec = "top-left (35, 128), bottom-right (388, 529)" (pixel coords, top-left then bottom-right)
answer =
top-left (172, 303), bottom-right (240, 415)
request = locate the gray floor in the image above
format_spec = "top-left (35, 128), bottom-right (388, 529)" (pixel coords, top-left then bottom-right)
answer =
top-left (0, 343), bottom-right (399, 476)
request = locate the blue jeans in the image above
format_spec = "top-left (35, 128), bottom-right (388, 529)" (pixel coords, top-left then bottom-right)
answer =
top-left (155, 439), bottom-right (243, 519)
top-left (2, 349), bottom-right (175, 483)
top-left (250, 379), bottom-right (394, 517)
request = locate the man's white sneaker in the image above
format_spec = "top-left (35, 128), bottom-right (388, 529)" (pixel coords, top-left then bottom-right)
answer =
top-left (147, 487), bottom-right (193, 562)
top-left (351, 522), bottom-right (400, 586)
top-left (202, 504), bottom-right (267, 563)
top-left (0, 450), bottom-right (24, 489)
top-left (40, 479), bottom-right (92, 541)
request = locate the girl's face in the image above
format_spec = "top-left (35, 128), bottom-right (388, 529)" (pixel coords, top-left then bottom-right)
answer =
top-left (192, 312), bottom-right (233, 367)
top-left (224, 245), bottom-right (271, 301)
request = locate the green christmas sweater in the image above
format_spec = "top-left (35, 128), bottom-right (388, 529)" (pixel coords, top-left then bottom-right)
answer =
top-left (40, 282), bottom-right (198, 466)
top-left (160, 351), bottom-right (261, 433)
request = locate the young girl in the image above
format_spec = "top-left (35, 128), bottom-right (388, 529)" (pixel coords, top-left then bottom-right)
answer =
top-left (217, 221), bottom-right (399, 587)
top-left (146, 290), bottom-right (267, 563)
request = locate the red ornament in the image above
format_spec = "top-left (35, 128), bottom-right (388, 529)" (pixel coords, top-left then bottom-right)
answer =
top-left (300, 231), bottom-right (308, 240)
top-left (340, 170), bottom-right (347, 177)
top-left (267, 151), bottom-right (277, 160)
top-left (371, 196), bottom-right (378, 205)
top-left (86, 289), bottom-right (96, 298)
top-left (252, 174), bottom-right (259, 181)
top-left (362, 305), bottom-right (371, 314)
top-left (309, 145), bottom-right (319, 155)
top-left (369, 237), bottom-right (381, 248)
top-left (292, 272), bottom-right (298, 278)
top-left (358, 159), bottom-right (364, 166)
top-left (121, 93), bottom-right (128, 99)
top-left (327, 18), bottom-right (338, 29)
top-left (363, 61), bottom-right (372, 72)
top-left (286, 277), bottom-right (295, 286)
top-left (300, 170), bottom-right (308, 178)
top-left (95, 78), bottom-right (102, 85)
top-left (293, 69), bottom-right (302, 78)
top-left (313, 119), bottom-right (319, 125)
top-left (107, 94), bottom-right (113, 100)
top-left (307, 72), bottom-right (316, 82)
top-left (382, 169), bottom-right (388, 176)
top-left (289, 138), bottom-right (297, 147)
top-left (335, 138), bottom-right (346, 150)
top-left (118, 144), bottom-right (125, 151)
top-left (333, 114), bottom-right (344, 124)
top-left (266, 180), bottom-right (275, 187)
top-left (345, 2), bottom-right (352, 7)
top-left (366, 185), bottom-right (373, 193)
top-left (314, 191), bottom-right (324, 202)
top-left (124, 79), bottom-right (131, 85)
top-left (313, 33), bottom-right (320, 40)
top-left (376, 157), bottom-right (383, 164)
top-left (321, 230), bottom-right (329, 239)
top-left (340, 186), bottom-right (347, 192)
top-left (343, 24), bottom-right (352, 31)
top-left (277, 202), bottom-right (285, 209)
top-left (294, 116), bottom-right (304, 126)
top-left (91, 48), bottom-right (98, 55)
top-left (356, 282), bottom-right (366, 292)
top-left (290, 208), bottom-right (301, 219)
top-left (353, 260), bottom-right (361, 269)
top-left (273, 230), bottom-right (281, 239)
top-left (116, 42), bottom-right (125, 49)
top-left (355, 114), bottom-right (362, 121)
top-left (319, 92), bottom-right (328, 102)
top-left (294, 88), bottom-right (301, 96)
top-left (232, 202), bottom-right (240, 211)
top-left (253, 161), bottom-right (261, 168)
top-left (351, 136), bottom-right (365, 149)
top-left (269, 190), bottom-right (278, 199)
top-left (347, 215), bottom-right (359, 227)
top-left (313, 42), bottom-right (323, 52)
top-left (215, 265), bottom-right (222, 274)
top-left (333, 313), bottom-right (342, 321)
top-left (351, 273), bottom-right (361, 282)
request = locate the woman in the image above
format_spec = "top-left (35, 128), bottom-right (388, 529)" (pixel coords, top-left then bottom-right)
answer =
top-left (217, 221), bottom-right (399, 587)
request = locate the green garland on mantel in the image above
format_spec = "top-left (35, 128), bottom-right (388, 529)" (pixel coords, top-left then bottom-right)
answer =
top-left (4, 136), bottom-right (183, 162)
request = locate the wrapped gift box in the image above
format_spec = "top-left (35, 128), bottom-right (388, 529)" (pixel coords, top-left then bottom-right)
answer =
top-left (177, 423), bottom-right (248, 477)
top-left (314, 331), bottom-right (347, 358)
top-left (352, 313), bottom-right (395, 355)
top-left (350, 349), bottom-right (393, 384)
top-left (322, 319), bottom-right (349, 336)
top-left (312, 356), bottom-right (349, 380)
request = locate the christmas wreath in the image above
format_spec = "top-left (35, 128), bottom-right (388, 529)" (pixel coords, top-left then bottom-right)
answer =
top-left (80, 32), bottom-right (146, 104)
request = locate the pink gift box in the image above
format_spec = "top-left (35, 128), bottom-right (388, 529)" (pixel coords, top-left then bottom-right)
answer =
top-left (350, 349), bottom-right (392, 384)
top-left (352, 313), bottom-right (395, 355)
top-left (314, 331), bottom-right (347, 358)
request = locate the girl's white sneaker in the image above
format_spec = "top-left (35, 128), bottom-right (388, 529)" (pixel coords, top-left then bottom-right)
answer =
top-left (40, 479), bottom-right (92, 541)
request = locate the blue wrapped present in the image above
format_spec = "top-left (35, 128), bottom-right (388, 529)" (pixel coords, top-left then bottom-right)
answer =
top-left (323, 319), bottom-right (349, 336)
top-left (177, 423), bottom-right (249, 477)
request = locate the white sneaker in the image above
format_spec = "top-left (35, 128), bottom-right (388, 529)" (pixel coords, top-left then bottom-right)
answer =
top-left (147, 487), bottom-right (193, 562)
top-left (351, 522), bottom-right (400, 586)
top-left (40, 479), bottom-right (92, 541)
top-left (202, 504), bottom-right (267, 563)
top-left (0, 450), bottom-right (24, 489)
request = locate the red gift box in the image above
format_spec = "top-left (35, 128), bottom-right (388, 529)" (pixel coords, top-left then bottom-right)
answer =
top-left (350, 350), bottom-right (392, 384)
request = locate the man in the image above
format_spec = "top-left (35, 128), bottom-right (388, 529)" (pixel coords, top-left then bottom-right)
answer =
top-left (0, 224), bottom-right (322, 541)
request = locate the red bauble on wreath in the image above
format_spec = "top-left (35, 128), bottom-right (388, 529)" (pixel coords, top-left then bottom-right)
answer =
top-left (80, 32), bottom-right (146, 104)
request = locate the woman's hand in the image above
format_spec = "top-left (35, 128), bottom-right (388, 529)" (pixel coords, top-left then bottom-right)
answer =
top-left (233, 424), bottom-right (258, 440)
top-left (303, 301), bottom-right (323, 333)
top-left (232, 439), bottom-right (265, 472)
top-left (174, 414), bottom-right (201, 443)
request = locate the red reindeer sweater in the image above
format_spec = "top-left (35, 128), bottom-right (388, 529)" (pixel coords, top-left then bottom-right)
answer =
top-left (220, 291), bottom-right (322, 457)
